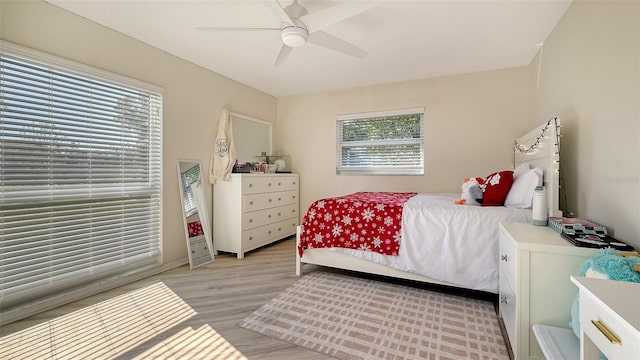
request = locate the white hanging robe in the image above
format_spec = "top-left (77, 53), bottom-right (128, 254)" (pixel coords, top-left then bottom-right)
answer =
top-left (209, 108), bottom-right (237, 184)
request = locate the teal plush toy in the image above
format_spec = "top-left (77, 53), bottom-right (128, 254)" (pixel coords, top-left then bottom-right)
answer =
top-left (569, 248), bottom-right (640, 338)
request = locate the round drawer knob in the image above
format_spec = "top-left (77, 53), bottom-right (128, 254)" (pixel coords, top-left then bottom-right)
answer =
top-left (249, 219), bottom-right (253, 223)
top-left (268, 183), bottom-right (272, 186)
top-left (268, 230), bottom-right (272, 234)
top-left (250, 201), bottom-right (254, 205)
top-left (268, 199), bottom-right (272, 202)
top-left (268, 215), bottom-right (272, 218)
top-left (249, 184), bottom-right (253, 188)
top-left (249, 236), bottom-right (253, 240)
top-left (278, 182), bottom-right (281, 186)
top-left (500, 254), bottom-right (508, 261)
top-left (278, 213), bottom-right (281, 216)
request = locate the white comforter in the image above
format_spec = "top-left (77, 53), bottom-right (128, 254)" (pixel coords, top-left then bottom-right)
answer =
top-left (328, 193), bottom-right (532, 293)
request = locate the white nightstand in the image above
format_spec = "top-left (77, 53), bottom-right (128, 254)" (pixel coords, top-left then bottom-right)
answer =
top-left (571, 276), bottom-right (640, 359)
top-left (499, 222), bottom-right (601, 359)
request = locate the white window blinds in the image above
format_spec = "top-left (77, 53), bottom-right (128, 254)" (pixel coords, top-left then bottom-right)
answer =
top-left (180, 164), bottom-right (200, 217)
top-left (0, 43), bottom-right (162, 310)
top-left (336, 108), bottom-right (424, 175)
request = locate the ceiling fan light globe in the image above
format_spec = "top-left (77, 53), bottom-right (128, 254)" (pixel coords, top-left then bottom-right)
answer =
top-left (281, 27), bottom-right (308, 47)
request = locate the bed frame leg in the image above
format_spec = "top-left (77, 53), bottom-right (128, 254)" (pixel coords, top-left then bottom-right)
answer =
top-left (295, 226), bottom-right (302, 276)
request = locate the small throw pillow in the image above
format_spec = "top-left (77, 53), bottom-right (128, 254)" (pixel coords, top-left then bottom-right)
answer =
top-left (505, 167), bottom-right (543, 208)
top-left (481, 170), bottom-right (514, 206)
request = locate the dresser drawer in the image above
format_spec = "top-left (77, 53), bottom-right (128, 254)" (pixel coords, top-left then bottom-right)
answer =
top-left (500, 269), bottom-right (518, 354)
top-left (243, 190), bottom-right (298, 212)
top-left (242, 204), bottom-right (298, 230)
top-left (580, 288), bottom-right (640, 358)
top-left (242, 218), bottom-right (299, 248)
top-left (243, 176), bottom-right (298, 194)
top-left (499, 230), bottom-right (517, 290)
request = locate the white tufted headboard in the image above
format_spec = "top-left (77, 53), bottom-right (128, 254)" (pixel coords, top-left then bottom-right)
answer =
top-left (513, 117), bottom-right (562, 217)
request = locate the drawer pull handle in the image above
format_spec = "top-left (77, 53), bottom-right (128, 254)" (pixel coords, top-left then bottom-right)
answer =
top-left (268, 183), bottom-right (272, 186)
top-left (278, 182), bottom-right (281, 186)
top-left (249, 219), bottom-right (253, 223)
top-left (500, 296), bottom-right (509, 304)
top-left (500, 254), bottom-right (508, 261)
top-left (250, 201), bottom-right (254, 205)
top-left (249, 236), bottom-right (253, 240)
top-left (278, 213), bottom-right (281, 216)
top-left (268, 230), bottom-right (272, 234)
top-left (249, 184), bottom-right (253, 188)
top-left (268, 215), bottom-right (272, 218)
top-left (269, 199), bottom-right (272, 202)
top-left (278, 197), bottom-right (281, 201)
top-left (591, 320), bottom-right (622, 345)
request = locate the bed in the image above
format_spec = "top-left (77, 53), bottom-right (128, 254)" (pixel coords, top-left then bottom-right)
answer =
top-left (295, 118), bottom-right (562, 293)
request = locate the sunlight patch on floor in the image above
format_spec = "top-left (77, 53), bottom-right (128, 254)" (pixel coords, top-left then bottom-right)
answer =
top-left (133, 324), bottom-right (247, 360)
top-left (0, 281), bottom-right (246, 359)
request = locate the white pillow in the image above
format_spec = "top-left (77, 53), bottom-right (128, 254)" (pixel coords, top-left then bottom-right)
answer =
top-left (504, 167), bottom-right (543, 208)
top-left (513, 163), bottom-right (530, 178)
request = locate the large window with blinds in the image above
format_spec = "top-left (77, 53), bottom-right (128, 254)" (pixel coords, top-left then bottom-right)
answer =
top-left (336, 108), bottom-right (424, 175)
top-left (0, 43), bottom-right (163, 311)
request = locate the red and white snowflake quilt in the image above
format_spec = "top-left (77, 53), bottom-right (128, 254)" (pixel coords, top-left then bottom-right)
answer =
top-left (298, 192), bottom-right (417, 257)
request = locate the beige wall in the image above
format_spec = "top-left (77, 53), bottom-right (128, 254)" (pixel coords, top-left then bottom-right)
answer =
top-left (529, 0), bottom-right (639, 248)
top-left (0, 0), bottom-right (277, 263)
top-left (277, 67), bottom-right (530, 212)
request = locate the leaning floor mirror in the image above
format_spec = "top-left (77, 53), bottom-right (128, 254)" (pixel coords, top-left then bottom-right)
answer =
top-left (177, 159), bottom-right (214, 269)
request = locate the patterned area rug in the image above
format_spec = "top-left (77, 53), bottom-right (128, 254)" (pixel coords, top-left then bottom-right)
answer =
top-left (239, 271), bottom-right (509, 360)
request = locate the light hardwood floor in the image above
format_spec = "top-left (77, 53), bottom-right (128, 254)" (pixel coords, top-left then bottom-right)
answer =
top-left (1, 237), bottom-right (500, 359)
top-left (1, 237), bottom-right (334, 359)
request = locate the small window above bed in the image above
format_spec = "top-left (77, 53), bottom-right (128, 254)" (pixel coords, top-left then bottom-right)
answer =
top-left (336, 107), bottom-right (424, 175)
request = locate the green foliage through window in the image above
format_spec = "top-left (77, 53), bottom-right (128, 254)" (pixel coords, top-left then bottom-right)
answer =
top-left (336, 109), bottom-right (424, 175)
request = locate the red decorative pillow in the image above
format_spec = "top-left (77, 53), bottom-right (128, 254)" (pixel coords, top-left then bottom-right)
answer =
top-left (481, 170), bottom-right (514, 206)
top-left (187, 220), bottom-right (204, 238)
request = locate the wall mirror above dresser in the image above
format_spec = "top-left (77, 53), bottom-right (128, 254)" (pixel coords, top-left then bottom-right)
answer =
top-left (177, 159), bottom-right (214, 269)
top-left (231, 112), bottom-right (272, 164)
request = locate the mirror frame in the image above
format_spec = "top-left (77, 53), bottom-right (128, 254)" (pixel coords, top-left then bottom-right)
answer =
top-left (176, 159), bottom-right (214, 269)
top-left (231, 111), bottom-right (272, 163)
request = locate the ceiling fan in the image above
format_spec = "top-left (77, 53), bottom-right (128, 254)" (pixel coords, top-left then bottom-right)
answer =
top-left (196, 0), bottom-right (379, 66)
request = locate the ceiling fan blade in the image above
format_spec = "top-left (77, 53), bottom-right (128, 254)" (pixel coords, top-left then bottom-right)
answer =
top-left (300, 2), bottom-right (379, 34)
top-left (274, 44), bottom-right (293, 67)
top-left (195, 27), bottom-right (279, 31)
top-left (266, 0), bottom-right (294, 25)
top-left (308, 31), bottom-right (367, 59)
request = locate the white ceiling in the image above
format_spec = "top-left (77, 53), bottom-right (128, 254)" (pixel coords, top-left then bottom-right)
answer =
top-left (47, 0), bottom-right (572, 97)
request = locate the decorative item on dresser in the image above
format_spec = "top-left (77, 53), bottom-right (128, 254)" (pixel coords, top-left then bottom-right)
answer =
top-left (498, 222), bottom-right (600, 360)
top-left (213, 173), bottom-right (299, 259)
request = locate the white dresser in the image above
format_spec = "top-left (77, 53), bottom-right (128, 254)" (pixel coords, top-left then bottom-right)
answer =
top-left (499, 222), bottom-right (600, 359)
top-left (213, 173), bottom-right (299, 259)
